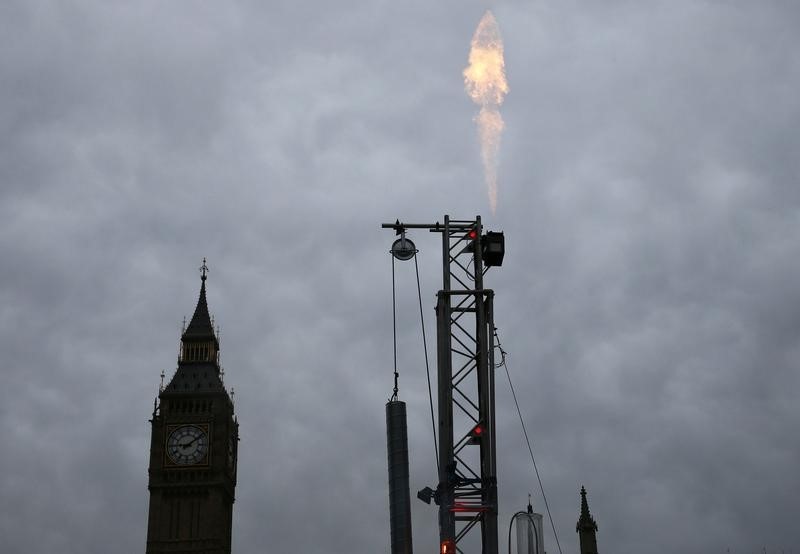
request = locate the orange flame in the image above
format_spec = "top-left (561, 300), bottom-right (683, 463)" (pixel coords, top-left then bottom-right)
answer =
top-left (463, 10), bottom-right (508, 214)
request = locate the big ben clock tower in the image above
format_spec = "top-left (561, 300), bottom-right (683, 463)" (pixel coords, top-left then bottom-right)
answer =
top-left (145, 261), bottom-right (239, 554)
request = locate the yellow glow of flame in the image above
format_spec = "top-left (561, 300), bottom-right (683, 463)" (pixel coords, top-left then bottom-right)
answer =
top-left (463, 12), bottom-right (508, 107)
top-left (463, 10), bottom-right (508, 214)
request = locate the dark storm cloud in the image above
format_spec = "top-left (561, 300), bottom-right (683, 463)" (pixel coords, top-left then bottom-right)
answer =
top-left (1, 1), bottom-right (799, 553)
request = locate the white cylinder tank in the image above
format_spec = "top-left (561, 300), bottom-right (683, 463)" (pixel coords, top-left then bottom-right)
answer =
top-left (514, 511), bottom-right (544, 554)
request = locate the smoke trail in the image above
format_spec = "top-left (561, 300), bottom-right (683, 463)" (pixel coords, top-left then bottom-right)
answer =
top-left (463, 10), bottom-right (508, 214)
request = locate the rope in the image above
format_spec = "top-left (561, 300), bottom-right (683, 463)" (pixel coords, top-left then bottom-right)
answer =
top-left (494, 328), bottom-right (563, 554)
top-left (389, 247), bottom-right (439, 470)
top-left (391, 256), bottom-right (399, 400)
top-left (414, 253), bottom-right (439, 471)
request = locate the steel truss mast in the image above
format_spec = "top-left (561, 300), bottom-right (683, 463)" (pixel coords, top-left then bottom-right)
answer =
top-left (382, 215), bottom-right (502, 554)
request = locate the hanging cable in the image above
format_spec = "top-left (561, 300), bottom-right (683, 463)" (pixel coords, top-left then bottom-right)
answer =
top-left (414, 253), bottom-right (439, 471)
top-left (494, 328), bottom-right (563, 554)
top-left (391, 256), bottom-right (399, 400)
top-left (389, 234), bottom-right (439, 473)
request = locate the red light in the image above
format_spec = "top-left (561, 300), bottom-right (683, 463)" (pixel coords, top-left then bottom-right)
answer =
top-left (468, 229), bottom-right (478, 239)
top-left (468, 424), bottom-right (484, 444)
top-left (441, 539), bottom-right (456, 554)
top-left (451, 503), bottom-right (490, 513)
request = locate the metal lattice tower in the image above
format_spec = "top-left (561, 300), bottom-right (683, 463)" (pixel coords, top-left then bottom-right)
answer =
top-left (383, 215), bottom-right (500, 554)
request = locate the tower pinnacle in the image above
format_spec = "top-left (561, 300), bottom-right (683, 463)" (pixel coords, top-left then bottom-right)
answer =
top-left (164, 261), bottom-right (224, 392)
top-left (183, 259), bottom-right (214, 340)
top-left (576, 486), bottom-right (599, 554)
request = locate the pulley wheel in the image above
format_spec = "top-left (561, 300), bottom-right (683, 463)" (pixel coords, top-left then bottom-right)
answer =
top-left (391, 238), bottom-right (416, 261)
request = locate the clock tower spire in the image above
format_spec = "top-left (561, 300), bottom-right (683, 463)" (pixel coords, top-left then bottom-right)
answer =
top-left (145, 262), bottom-right (239, 554)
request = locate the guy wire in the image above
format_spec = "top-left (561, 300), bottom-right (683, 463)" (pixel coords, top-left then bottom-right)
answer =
top-left (494, 328), bottom-right (563, 554)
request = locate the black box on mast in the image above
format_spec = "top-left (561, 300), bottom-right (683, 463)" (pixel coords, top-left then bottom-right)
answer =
top-left (482, 231), bottom-right (505, 267)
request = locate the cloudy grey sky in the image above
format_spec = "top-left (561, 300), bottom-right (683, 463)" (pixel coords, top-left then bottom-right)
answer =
top-left (2, 1), bottom-right (799, 552)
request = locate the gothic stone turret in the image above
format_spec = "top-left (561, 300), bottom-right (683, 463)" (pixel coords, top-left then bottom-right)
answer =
top-left (576, 486), bottom-right (599, 554)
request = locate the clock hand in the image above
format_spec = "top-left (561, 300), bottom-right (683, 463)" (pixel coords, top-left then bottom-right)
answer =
top-left (179, 435), bottom-right (201, 448)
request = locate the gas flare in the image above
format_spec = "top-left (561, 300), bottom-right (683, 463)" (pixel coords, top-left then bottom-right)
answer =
top-left (463, 10), bottom-right (508, 214)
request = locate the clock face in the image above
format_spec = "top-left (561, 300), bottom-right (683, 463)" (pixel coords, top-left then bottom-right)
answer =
top-left (166, 424), bottom-right (209, 466)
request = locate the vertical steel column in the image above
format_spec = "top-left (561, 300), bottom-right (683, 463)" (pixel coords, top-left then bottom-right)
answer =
top-left (472, 216), bottom-right (498, 554)
top-left (437, 216), bottom-right (456, 548)
top-left (481, 292), bottom-right (497, 554)
top-left (473, 217), bottom-right (491, 553)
